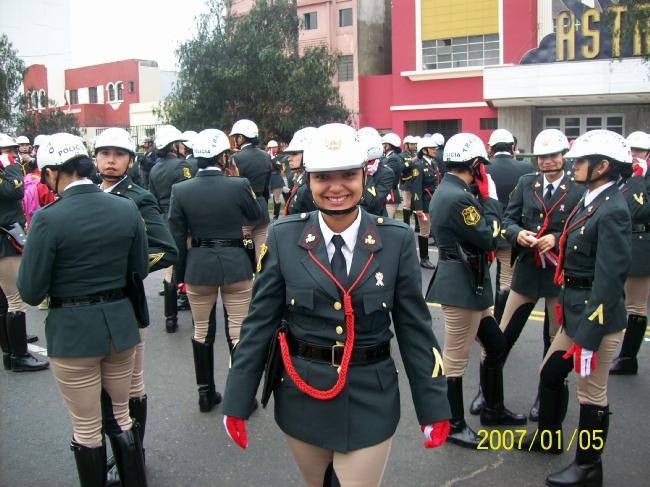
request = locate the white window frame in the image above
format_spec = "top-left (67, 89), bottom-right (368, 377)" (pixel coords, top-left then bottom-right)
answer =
top-left (543, 114), bottom-right (625, 138)
top-left (107, 82), bottom-right (115, 102)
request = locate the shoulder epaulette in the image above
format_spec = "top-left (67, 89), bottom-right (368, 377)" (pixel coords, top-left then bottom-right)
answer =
top-left (274, 212), bottom-right (312, 225)
top-left (375, 216), bottom-right (409, 229)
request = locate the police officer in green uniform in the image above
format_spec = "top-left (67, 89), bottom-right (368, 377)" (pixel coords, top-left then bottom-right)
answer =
top-left (412, 136), bottom-right (439, 269)
top-left (380, 133), bottom-right (404, 219)
top-left (95, 127), bottom-right (178, 486)
top-left (222, 124), bottom-right (450, 487)
top-left (400, 135), bottom-right (419, 228)
top-left (427, 133), bottom-right (526, 449)
top-left (610, 131), bottom-right (650, 375)
top-left (149, 124), bottom-right (194, 333)
top-left (229, 119), bottom-right (271, 261)
top-left (520, 130), bottom-right (632, 487)
top-left (267, 140), bottom-right (285, 220)
top-left (283, 127), bottom-right (317, 216)
top-left (0, 150), bottom-right (49, 372)
top-left (167, 129), bottom-right (262, 413)
top-left (357, 127), bottom-right (395, 217)
top-left (17, 133), bottom-right (149, 487)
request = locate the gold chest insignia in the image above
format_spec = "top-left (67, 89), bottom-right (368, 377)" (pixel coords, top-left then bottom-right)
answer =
top-left (461, 206), bottom-right (481, 226)
top-left (560, 204), bottom-right (565, 212)
top-left (305, 233), bottom-right (316, 244)
top-left (367, 186), bottom-right (377, 197)
top-left (256, 243), bottom-right (268, 273)
top-left (375, 272), bottom-right (384, 287)
top-left (560, 184), bottom-right (567, 191)
top-left (534, 181), bottom-right (541, 189)
top-left (580, 226), bottom-right (586, 235)
top-left (183, 167), bottom-right (192, 179)
top-left (587, 205), bottom-right (593, 213)
top-left (364, 235), bottom-right (376, 245)
top-left (634, 193), bottom-right (644, 205)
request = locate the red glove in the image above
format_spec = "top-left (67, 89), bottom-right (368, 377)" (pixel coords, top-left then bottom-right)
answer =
top-left (474, 163), bottom-right (490, 200)
top-left (563, 344), bottom-right (596, 378)
top-left (177, 282), bottom-right (187, 294)
top-left (633, 162), bottom-right (644, 177)
top-left (421, 420), bottom-right (450, 448)
top-left (223, 416), bottom-right (248, 449)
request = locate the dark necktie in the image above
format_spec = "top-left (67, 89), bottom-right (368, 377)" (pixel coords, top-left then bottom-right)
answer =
top-left (544, 183), bottom-right (553, 201)
top-left (331, 235), bottom-right (348, 287)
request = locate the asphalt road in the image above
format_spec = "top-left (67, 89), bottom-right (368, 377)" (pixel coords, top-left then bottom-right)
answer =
top-left (1, 244), bottom-right (649, 487)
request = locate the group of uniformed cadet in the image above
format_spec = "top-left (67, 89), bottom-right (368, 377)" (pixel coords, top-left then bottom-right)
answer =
top-left (1, 118), bottom-right (648, 487)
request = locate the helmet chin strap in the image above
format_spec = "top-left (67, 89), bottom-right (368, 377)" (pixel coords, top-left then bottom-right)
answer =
top-left (316, 203), bottom-right (361, 216)
top-left (540, 168), bottom-right (563, 174)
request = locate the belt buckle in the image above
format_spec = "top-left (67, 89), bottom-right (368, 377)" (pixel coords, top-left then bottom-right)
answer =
top-left (331, 341), bottom-right (344, 368)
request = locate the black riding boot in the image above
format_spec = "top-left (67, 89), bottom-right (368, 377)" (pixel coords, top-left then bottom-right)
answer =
top-left (446, 376), bottom-right (481, 448)
top-left (191, 339), bottom-right (222, 412)
top-left (7, 311), bottom-right (49, 371)
top-left (418, 236), bottom-right (435, 269)
top-left (0, 300), bottom-right (10, 370)
top-left (469, 381), bottom-right (485, 415)
top-left (610, 314), bottom-right (647, 375)
top-left (493, 289), bottom-right (510, 325)
top-left (480, 363), bottom-right (527, 426)
top-left (107, 395), bottom-right (148, 486)
top-left (519, 381), bottom-right (568, 454)
top-left (546, 404), bottom-right (609, 486)
top-left (108, 423), bottom-right (147, 487)
top-left (529, 385), bottom-right (541, 422)
top-left (163, 281), bottom-right (178, 333)
top-left (70, 440), bottom-right (107, 487)
top-left (273, 201), bottom-right (281, 220)
top-left (403, 209), bottom-right (412, 227)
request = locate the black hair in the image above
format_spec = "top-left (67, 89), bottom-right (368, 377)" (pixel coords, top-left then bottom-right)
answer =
top-left (56, 156), bottom-right (96, 178)
top-left (491, 142), bottom-right (514, 154)
top-left (585, 155), bottom-right (626, 182)
top-left (196, 156), bottom-right (220, 169)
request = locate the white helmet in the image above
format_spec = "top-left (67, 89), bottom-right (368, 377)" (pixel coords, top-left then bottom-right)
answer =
top-left (357, 127), bottom-right (384, 161)
top-left (154, 125), bottom-right (186, 150)
top-left (15, 135), bottom-right (30, 145)
top-left (533, 129), bottom-right (569, 156)
top-left (34, 134), bottom-right (49, 147)
top-left (403, 135), bottom-right (416, 145)
top-left (381, 132), bottom-right (401, 149)
top-left (417, 136), bottom-right (438, 154)
top-left (303, 123), bottom-right (367, 173)
top-left (565, 129), bottom-right (632, 164)
top-left (181, 130), bottom-right (198, 149)
top-left (94, 128), bottom-right (136, 154)
top-left (193, 129), bottom-right (231, 159)
top-left (444, 133), bottom-right (489, 165)
top-left (230, 119), bottom-right (258, 139)
top-left (37, 133), bottom-right (89, 171)
top-left (267, 140), bottom-right (278, 148)
top-left (431, 133), bottom-right (445, 147)
top-left (488, 128), bottom-right (515, 146)
top-left (285, 127), bottom-right (317, 153)
top-left (0, 134), bottom-right (18, 148)
top-left (626, 131), bottom-right (650, 151)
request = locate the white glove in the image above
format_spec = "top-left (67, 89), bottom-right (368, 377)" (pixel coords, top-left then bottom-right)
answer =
top-left (487, 174), bottom-right (498, 201)
top-left (579, 349), bottom-right (595, 377)
top-left (0, 154), bottom-right (14, 168)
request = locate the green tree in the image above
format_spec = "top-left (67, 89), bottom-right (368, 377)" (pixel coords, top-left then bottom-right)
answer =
top-left (0, 34), bottom-right (26, 131)
top-left (16, 96), bottom-right (80, 140)
top-left (162, 0), bottom-right (349, 142)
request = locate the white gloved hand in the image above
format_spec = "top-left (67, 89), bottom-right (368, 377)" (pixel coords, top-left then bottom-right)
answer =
top-left (487, 174), bottom-right (498, 201)
top-left (0, 154), bottom-right (14, 168)
top-left (579, 348), bottom-right (595, 377)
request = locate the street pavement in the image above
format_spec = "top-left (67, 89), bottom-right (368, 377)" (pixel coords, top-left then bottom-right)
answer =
top-left (1, 243), bottom-right (649, 487)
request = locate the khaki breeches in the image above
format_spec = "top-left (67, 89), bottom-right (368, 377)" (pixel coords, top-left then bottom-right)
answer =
top-left (542, 327), bottom-right (623, 406)
top-left (272, 188), bottom-right (283, 204)
top-left (242, 224), bottom-right (269, 261)
top-left (385, 204), bottom-right (398, 219)
top-left (496, 247), bottom-right (514, 290)
top-left (401, 190), bottom-right (412, 211)
top-left (624, 275), bottom-right (650, 316)
top-left (129, 328), bottom-right (146, 399)
top-left (441, 305), bottom-right (492, 377)
top-left (163, 265), bottom-right (174, 283)
top-left (186, 280), bottom-right (253, 345)
top-left (501, 291), bottom-right (560, 341)
top-left (50, 346), bottom-right (136, 448)
top-left (286, 434), bottom-right (392, 487)
top-left (0, 256), bottom-right (26, 312)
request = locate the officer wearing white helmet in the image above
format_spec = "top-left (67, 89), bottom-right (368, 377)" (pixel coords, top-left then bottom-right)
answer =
top-left (518, 130), bottom-right (632, 487)
top-left (471, 128), bottom-right (582, 423)
top-left (399, 135), bottom-right (422, 231)
top-left (357, 127), bottom-right (395, 217)
top-left (15, 136), bottom-right (32, 167)
top-left (283, 126), bottom-right (317, 216)
top-left (427, 133), bottom-right (527, 449)
top-left (94, 127), bottom-right (178, 483)
top-left (380, 132), bottom-right (404, 218)
top-left (430, 133), bottom-right (446, 175)
top-left (266, 139), bottom-right (285, 220)
top-left (0, 134), bottom-right (18, 158)
top-left (180, 130), bottom-right (199, 175)
top-left (230, 119), bottom-right (271, 261)
top-left (149, 124), bottom-right (195, 332)
top-left (17, 132), bottom-right (149, 486)
top-left (609, 130), bottom-right (650, 376)
top-left (411, 136), bottom-right (440, 268)
top-left (222, 123), bottom-right (450, 486)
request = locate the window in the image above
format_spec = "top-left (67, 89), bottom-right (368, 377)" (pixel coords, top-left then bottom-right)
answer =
top-left (31, 91), bottom-right (38, 109)
top-left (69, 89), bottom-right (78, 105)
top-left (339, 8), bottom-right (352, 27)
top-left (39, 90), bottom-right (46, 108)
top-left (89, 86), bottom-right (98, 104)
top-left (116, 82), bottom-right (124, 100)
top-left (338, 55), bottom-right (354, 81)
top-left (544, 115), bottom-right (625, 138)
top-left (108, 83), bottom-right (115, 102)
top-left (480, 118), bottom-right (498, 130)
top-left (422, 34), bottom-right (500, 70)
top-left (304, 12), bottom-right (317, 30)
top-left (128, 81), bottom-right (135, 93)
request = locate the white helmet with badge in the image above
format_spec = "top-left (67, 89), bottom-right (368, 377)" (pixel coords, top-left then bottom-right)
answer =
top-left (267, 140), bottom-right (278, 148)
top-left (37, 133), bottom-right (89, 171)
top-left (626, 131), bottom-right (650, 151)
top-left (417, 136), bottom-right (438, 154)
top-left (95, 128), bottom-right (136, 155)
top-left (381, 132), bottom-right (401, 149)
top-left (192, 129), bottom-right (231, 159)
top-left (285, 127), bottom-right (317, 153)
top-left (230, 119), bottom-right (259, 139)
top-left (181, 130), bottom-right (198, 149)
top-left (488, 128), bottom-right (515, 147)
top-left (431, 133), bottom-right (445, 147)
top-left (444, 133), bottom-right (489, 165)
top-left (357, 127), bottom-right (383, 161)
top-left (565, 129), bottom-right (632, 164)
top-left (0, 134), bottom-right (18, 148)
top-left (154, 124), bottom-right (186, 150)
top-left (403, 135), bottom-right (416, 145)
top-left (533, 129), bottom-right (569, 156)
top-left (303, 123), bottom-right (366, 173)
top-left (15, 136), bottom-right (30, 145)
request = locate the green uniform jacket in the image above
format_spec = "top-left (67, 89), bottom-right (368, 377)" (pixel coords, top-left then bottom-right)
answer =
top-left (0, 164), bottom-right (25, 258)
top-left (620, 174), bottom-right (650, 276)
top-left (426, 173), bottom-right (502, 310)
top-left (223, 209), bottom-right (450, 452)
top-left (382, 151), bottom-right (403, 205)
top-left (231, 145), bottom-right (271, 226)
top-left (286, 172), bottom-right (317, 215)
top-left (399, 151), bottom-right (418, 192)
top-left (559, 184), bottom-right (631, 351)
top-left (503, 172), bottom-right (583, 298)
top-left (109, 176), bottom-right (178, 272)
top-left (360, 163), bottom-right (394, 217)
top-left (148, 154), bottom-right (194, 214)
top-left (168, 170), bottom-right (263, 284)
top-left (17, 184), bottom-right (149, 357)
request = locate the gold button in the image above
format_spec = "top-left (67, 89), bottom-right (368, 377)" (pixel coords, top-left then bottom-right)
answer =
top-left (382, 302), bottom-right (387, 309)
top-left (573, 245), bottom-right (578, 250)
top-left (537, 225), bottom-right (541, 231)
top-left (605, 196), bottom-right (610, 201)
top-left (377, 217), bottom-right (384, 224)
top-left (300, 213), bottom-right (307, 219)
top-left (584, 300), bottom-right (588, 304)
top-left (334, 301), bottom-right (342, 310)
top-left (336, 326), bottom-right (343, 335)
top-left (290, 298), bottom-right (295, 306)
top-left (280, 377), bottom-right (284, 383)
top-left (128, 185), bottom-right (133, 189)
top-left (539, 213), bottom-right (543, 218)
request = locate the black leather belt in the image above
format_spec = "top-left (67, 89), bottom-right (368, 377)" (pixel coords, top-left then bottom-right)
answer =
top-left (50, 288), bottom-right (125, 308)
top-left (564, 275), bottom-right (593, 289)
top-left (287, 335), bottom-right (391, 367)
top-left (191, 238), bottom-right (244, 248)
top-left (438, 248), bottom-right (461, 262)
top-left (632, 223), bottom-right (650, 233)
